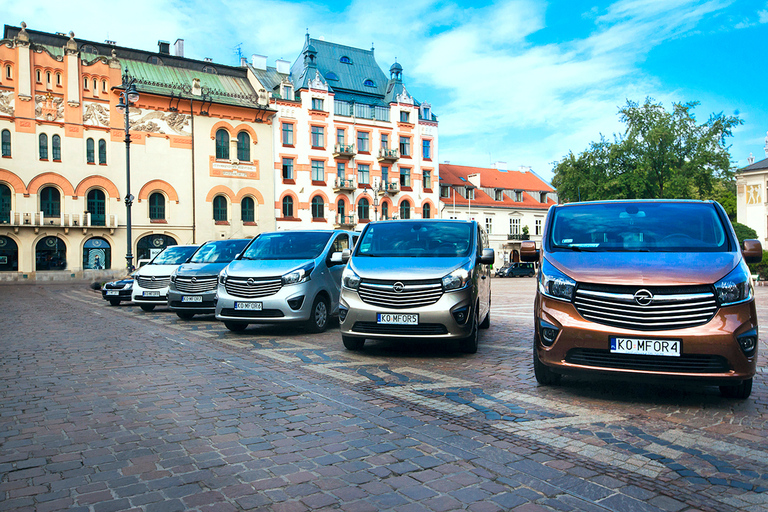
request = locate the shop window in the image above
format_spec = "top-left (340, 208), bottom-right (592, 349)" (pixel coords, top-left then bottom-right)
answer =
top-left (36, 236), bottom-right (66, 270)
top-left (137, 234), bottom-right (177, 261)
top-left (0, 236), bottom-right (18, 271)
top-left (83, 237), bottom-right (110, 270)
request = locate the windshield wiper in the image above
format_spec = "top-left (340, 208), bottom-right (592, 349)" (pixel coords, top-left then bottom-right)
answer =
top-left (552, 244), bottom-right (598, 252)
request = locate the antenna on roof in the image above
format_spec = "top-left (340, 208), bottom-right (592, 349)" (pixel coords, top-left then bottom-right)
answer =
top-left (371, 42), bottom-right (374, 52)
top-left (233, 43), bottom-right (244, 63)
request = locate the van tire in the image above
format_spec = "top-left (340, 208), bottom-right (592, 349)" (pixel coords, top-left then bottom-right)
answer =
top-left (109, 299), bottom-right (120, 307)
top-left (342, 335), bottom-right (365, 350)
top-left (224, 321), bottom-right (248, 332)
top-left (140, 304), bottom-right (155, 312)
top-left (533, 344), bottom-right (561, 385)
top-left (305, 296), bottom-right (329, 333)
top-left (176, 311), bottom-right (195, 321)
top-left (459, 308), bottom-right (479, 354)
top-left (720, 378), bottom-right (752, 399)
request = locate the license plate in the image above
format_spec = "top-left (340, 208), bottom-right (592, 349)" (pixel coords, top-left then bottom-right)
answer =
top-left (181, 295), bottom-right (202, 303)
top-left (143, 291), bottom-right (160, 297)
top-left (610, 337), bottom-right (680, 357)
top-left (235, 302), bottom-right (262, 311)
top-left (377, 313), bottom-right (418, 325)
top-left (106, 291), bottom-right (119, 296)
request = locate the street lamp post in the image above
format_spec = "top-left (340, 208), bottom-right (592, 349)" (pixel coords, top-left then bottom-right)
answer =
top-left (373, 182), bottom-right (380, 221)
top-left (116, 69), bottom-right (140, 272)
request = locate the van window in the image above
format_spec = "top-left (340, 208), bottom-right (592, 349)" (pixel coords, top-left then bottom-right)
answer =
top-left (151, 246), bottom-right (198, 265)
top-left (356, 222), bottom-right (472, 257)
top-left (242, 231), bottom-right (333, 260)
top-left (188, 239), bottom-right (249, 264)
top-left (550, 203), bottom-right (729, 253)
top-left (331, 234), bottom-right (349, 253)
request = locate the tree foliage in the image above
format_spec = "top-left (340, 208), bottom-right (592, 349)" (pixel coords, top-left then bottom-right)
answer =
top-left (552, 99), bottom-right (742, 203)
top-left (732, 222), bottom-right (758, 244)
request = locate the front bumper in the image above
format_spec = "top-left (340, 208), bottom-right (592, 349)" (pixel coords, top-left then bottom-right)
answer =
top-left (168, 289), bottom-right (217, 314)
top-left (102, 289), bottom-right (132, 302)
top-left (339, 286), bottom-right (473, 340)
top-left (132, 284), bottom-right (169, 305)
top-left (535, 295), bottom-right (758, 383)
top-left (215, 281), bottom-right (314, 324)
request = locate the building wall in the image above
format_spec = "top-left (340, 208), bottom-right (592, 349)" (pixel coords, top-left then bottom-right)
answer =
top-left (736, 170), bottom-right (768, 244)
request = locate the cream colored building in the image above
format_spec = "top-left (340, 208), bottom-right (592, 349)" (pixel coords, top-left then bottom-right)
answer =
top-left (0, 24), bottom-right (275, 280)
top-left (736, 133), bottom-right (768, 245)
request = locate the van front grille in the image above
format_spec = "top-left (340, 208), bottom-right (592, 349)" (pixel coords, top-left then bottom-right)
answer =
top-left (137, 276), bottom-right (170, 289)
top-left (225, 276), bottom-right (282, 298)
top-left (352, 322), bottom-right (448, 336)
top-left (573, 284), bottom-right (718, 331)
top-left (358, 279), bottom-right (443, 309)
top-left (175, 275), bottom-right (218, 293)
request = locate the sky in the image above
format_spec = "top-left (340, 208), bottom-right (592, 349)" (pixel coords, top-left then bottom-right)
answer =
top-left (2, 0), bottom-right (767, 183)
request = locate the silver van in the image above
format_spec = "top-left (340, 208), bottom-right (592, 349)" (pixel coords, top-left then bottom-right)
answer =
top-left (131, 245), bottom-right (199, 311)
top-left (337, 220), bottom-right (494, 353)
top-left (168, 238), bottom-right (251, 320)
top-left (215, 230), bottom-right (358, 332)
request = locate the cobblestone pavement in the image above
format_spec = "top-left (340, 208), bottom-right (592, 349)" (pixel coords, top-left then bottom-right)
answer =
top-left (1, 278), bottom-right (767, 512)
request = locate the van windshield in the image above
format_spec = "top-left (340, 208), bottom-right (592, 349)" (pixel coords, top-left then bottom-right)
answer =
top-left (356, 222), bottom-right (473, 257)
top-left (549, 203), bottom-right (730, 252)
top-left (241, 232), bottom-right (332, 260)
top-left (189, 239), bottom-right (249, 264)
top-left (151, 246), bottom-right (198, 265)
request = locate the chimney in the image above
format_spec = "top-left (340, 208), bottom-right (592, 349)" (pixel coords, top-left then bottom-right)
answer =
top-left (748, 153), bottom-right (755, 165)
top-left (519, 165), bottom-right (531, 173)
top-left (174, 38), bottom-right (184, 57)
top-left (240, 57), bottom-right (247, 67)
top-left (158, 40), bottom-right (170, 54)
top-left (204, 57), bottom-right (213, 62)
top-left (251, 54), bottom-right (267, 70)
top-left (104, 39), bottom-right (116, 45)
top-left (492, 161), bottom-right (507, 171)
top-left (276, 59), bottom-right (290, 74)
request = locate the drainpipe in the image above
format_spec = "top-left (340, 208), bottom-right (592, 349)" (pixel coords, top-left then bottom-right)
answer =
top-left (190, 99), bottom-right (196, 243)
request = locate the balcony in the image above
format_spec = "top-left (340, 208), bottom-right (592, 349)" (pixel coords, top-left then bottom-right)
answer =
top-left (507, 234), bottom-right (530, 241)
top-left (333, 176), bottom-right (357, 192)
top-left (333, 143), bottom-right (356, 159)
top-left (334, 213), bottom-right (357, 228)
top-left (5, 211), bottom-right (118, 233)
top-left (379, 181), bottom-right (400, 195)
top-left (377, 148), bottom-right (399, 162)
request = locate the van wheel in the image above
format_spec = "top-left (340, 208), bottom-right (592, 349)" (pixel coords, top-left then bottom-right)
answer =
top-left (720, 378), bottom-right (752, 399)
top-left (342, 335), bottom-right (365, 350)
top-left (108, 299), bottom-right (120, 307)
top-left (140, 304), bottom-right (155, 312)
top-left (533, 344), bottom-right (561, 385)
top-left (224, 321), bottom-right (247, 332)
top-left (459, 308), bottom-right (479, 354)
top-left (305, 296), bottom-right (329, 333)
top-left (176, 311), bottom-right (195, 321)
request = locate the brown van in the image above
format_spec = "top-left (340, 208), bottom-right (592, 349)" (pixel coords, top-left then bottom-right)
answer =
top-left (521, 200), bottom-right (762, 398)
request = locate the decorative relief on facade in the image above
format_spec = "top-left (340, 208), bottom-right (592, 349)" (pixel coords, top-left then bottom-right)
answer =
top-left (34, 94), bottom-right (64, 121)
top-left (309, 70), bottom-right (328, 91)
top-left (210, 157), bottom-right (260, 179)
top-left (82, 101), bottom-right (110, 127)
top-left (396, 89), bottom-right (413, 105)
top-left (128, 108), bottom-right (191, 136)
top-left (0, 90), bottom-right (14, 117)
top-left (746, 184), bottom-right (762, 205)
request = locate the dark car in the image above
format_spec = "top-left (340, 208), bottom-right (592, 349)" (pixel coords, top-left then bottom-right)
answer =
top-left (495, 263), bottom-right (511, 277)
top-left (102, 277), bottom-right (134, 306)
top-left (503, 262), bottom-right (535, 277)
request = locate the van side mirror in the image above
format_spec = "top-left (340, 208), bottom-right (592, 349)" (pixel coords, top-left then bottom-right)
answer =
top-left (331, 248), bottom-right (351, 265)
top-left (742, 239), bottom-right (763, 264)
top-left (478, 248), bottom-right (494, 265)
top-left (520, 241), bottom-right (539, 262)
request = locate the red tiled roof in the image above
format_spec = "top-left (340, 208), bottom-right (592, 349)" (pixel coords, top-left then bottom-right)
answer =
top-left (439, 164), bottom-right (555, 209)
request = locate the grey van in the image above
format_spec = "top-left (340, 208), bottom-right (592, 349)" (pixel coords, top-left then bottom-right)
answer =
top-left (337, 219), bottom-right (494, 353)
top-left (215, 230), bottom-right (358, 332)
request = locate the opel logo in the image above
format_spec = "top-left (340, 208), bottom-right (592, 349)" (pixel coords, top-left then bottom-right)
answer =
top-left (393, 282), bottom-right (405, 293)
top-left (634, 289), bottom-right (653, 306)
top-left (191, 277), bottom-right (197, 283)
top-left (247, 278), bottom-right (255, 286)
top-left (151, 276), bottom-right (156, 282)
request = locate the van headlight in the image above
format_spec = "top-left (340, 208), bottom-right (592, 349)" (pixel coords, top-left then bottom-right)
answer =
top-left (539, 258), bottom-right (576, 301)
top-left (219, 268), bottom-right (228, 285)
top-left (282, 263), bottom-right (313, 285)
top-left (442, 264), bottom-right (471, 292)
top-left (715, 261), bottom-right (753, 306)
top-left (342, 267), bottom-right (360, 290)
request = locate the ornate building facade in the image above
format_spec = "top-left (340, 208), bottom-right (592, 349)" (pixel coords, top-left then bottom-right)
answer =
top-left (736, 132), bottom-right (768, 245)
top-left (0, 24), bottom-right (275, 279)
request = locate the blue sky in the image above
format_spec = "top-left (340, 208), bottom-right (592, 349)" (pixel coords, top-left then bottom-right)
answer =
top-left (4, 0), bottom-right (767, 182)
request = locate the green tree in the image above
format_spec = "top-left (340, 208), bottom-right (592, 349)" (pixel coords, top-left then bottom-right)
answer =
top-left (732, 222), bottom-right (758, 244)
top-left (552, 99), bottom-right (742, 203)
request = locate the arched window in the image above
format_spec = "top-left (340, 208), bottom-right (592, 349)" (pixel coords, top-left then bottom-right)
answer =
top-left (36, 69), bottom-right (41, 82)
top-left (282, 196), bottom-right (294, 218)
top-left (236, 132), bottom-right (250, 161)
top-left (86, 138), bottom-right (95, 163)
top-left (1, 129), bottom-right (10, 157)
top-left (39, 133), bottom-right (48, 160)
top-left (340, 56), bottom-right (352, 64)
top-left (0, 184), bottom-right (11, 224)
top-left (56, 73), bottom-right (61, 86)
top-left (87, 189), bottom-right (106, 226)
top-left (400, 200), bottom-right (411, 220)
top-left (358, 198), bottom-right (369, 221)
top-left (202, 66), bottom-right (217, 74)
top-left (46, 71), bottom-right (51, 85)
top-left (147, 56), bottom-right (164, 65)
top-left (311, 196), bottom-right (324, 219)
top-left (137, 234), bottom-right (177, 261)
top-left (213, 195), bottom-right (228, 222)
top-left (241, 197), bottom-right (255, 223)
top-left (52, 135), bottom-right (61, 161)
top-left (422, 203), bottom-right (431, 219)
top-left (83, 237), bottom-right (111, 270)
top-left (80, 44), bottom-right (98, 54)
top-left (36, 236), bottom-right (66, 270)
top-left (215, 129), bottom-right (229, 160)
top-left (337, 199), bottom-right (345, 219)
top-left (363, 79), bottom-right (375, 87)
top-left (0, 236), bottom-right (18, 271)
top-left (40, 187), bottom-right (60, 217)
top-left (149, 192), bottom-right (165, 220)
top-left (98, 139), bottom-right (106, 164)
top-left (381, 202), bottom-right (389, 220)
